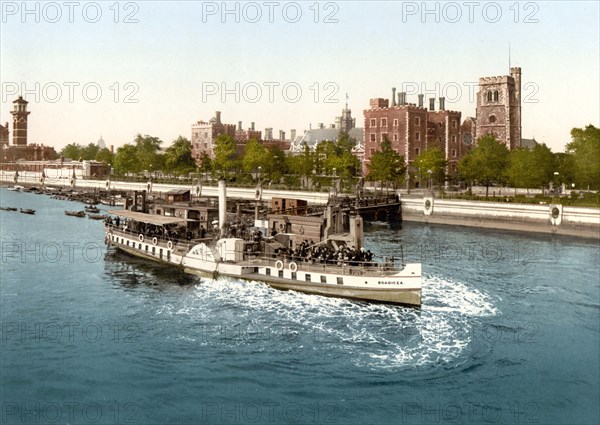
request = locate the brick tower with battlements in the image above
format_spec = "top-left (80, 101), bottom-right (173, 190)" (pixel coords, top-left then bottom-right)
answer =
top-left (475, 67), bottom-right (522, 149)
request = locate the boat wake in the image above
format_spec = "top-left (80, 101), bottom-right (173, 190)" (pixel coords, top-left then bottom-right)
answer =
top-left (154, 273), bottom-right (498, 370)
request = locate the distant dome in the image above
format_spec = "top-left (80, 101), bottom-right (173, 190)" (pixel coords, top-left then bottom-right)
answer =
top-left (97, 135), bottom-right (106, 149)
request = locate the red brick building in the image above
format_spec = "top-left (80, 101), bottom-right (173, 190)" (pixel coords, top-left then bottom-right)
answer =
top-left (364, 90), bottom-right (464, 185)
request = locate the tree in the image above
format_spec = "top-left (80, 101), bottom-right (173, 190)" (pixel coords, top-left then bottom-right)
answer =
top-left (133, 134), bottom-right (163, 172)
top-left (242, 139), bottom-right (271, 179)
top-left (95, 148), bottom-right (114, 165)
top-left (81, 143), bottom-right (100, 161)
top-left (412, 147), bottom-right (447, 189)
top-left (212, 134), bottom-right (238, 179)
top-left (566, 125), bottom-right (600, 190)
top-left (287, 143), bottom-right (314, 188)
top-left (554, 152), bottom-right (575, 190)
top-left (164, 136), bottom-right (195, 176)
top-left (113, 144), bottom-right (139, 175)
top-left (366, 137), bottom-right (406, 189)
top-left (269, 146), bottom-right (287, 183)
top-left (530, 143), bottom-right (555, 193)
top-left (198, 152), bottom-right (212, 178)
top-left (506, 148), bottom-right (535, 193)
top-left (60, 143), bottom-right (84, 160)
top-left (458, 134), bottom-right (509, 197)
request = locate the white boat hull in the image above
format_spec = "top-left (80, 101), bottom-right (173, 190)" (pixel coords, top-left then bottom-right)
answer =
top-left (106, 229), bottom-right (422, 307)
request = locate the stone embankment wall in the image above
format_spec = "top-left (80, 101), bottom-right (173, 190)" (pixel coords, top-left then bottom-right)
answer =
top-left (401, 197), bottom-right (600, 239)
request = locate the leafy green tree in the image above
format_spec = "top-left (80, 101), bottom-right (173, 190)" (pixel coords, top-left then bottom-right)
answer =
top-left (269, 146), bottom-right (287, 183)
top-left (113, 144), bottom-right (139, 175)
top-left (60, 143), bottom-right (84, 160)
top-left (458, 134), bottom-right (509, 197)
top-left (287, 143), bottom-right (314, 188)
top-left (212, 134), bottom-right (238, 179)
top-left (412, 147), bottom-right (447, 189)
top-left (95, 148), bottom-right (114, 165)
top-left (198, 151), bottom-right (212, 177)
top-left (506, 148), bottom-right (534, 193)
top-left (164, 136), bottom-right (195, 176)
top-left (530, 143), bottom-right (555, 193)
top-left (566, 125), bottom-right (600, 190)
top-left (81, 143), bottom-right (100, 161)
top-left (242, 139), bottom-right (271, 177)
top-left (366, 137), bottom-right (406, 189)
top-left (133, 134), bottom-right (163, 172)
top-left (554, 152), bottom-right (575, 189)
top-left (314, 134), bottom-right (360, 181)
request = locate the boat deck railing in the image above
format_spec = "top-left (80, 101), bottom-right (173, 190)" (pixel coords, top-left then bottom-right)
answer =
top-left (240, 253), bottom-right (404, 276)
top-left (106, 224), bottom-right (210, 253)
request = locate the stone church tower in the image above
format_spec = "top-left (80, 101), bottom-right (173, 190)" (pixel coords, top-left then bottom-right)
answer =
top-left (475, 67), bottom-right (522, 149)
top-left (10, 96), bottom-right (30, 146)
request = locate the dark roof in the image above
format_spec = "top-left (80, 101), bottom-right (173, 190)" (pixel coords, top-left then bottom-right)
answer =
top-left (520, 138), bottom-right (538, 149)
top-left (166, 189), bottom-right (191, 195)
top-left (13, 96), bottom-right (28, 104)
top-left (297, 127), bottom-right (364, 147)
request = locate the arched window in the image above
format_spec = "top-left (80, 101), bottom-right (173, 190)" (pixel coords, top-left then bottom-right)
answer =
top-left (487, 91), bottom-right (493, 102)
top-left (488, 115), bottom-right (496, 124)
top-left (493, 90), bottom-right (499, 101)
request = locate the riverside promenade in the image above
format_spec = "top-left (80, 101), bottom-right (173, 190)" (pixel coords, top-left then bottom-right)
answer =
top-left (2, 171), bottom-right (599, 239)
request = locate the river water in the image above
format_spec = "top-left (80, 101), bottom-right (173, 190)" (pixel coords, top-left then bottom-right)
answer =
top-left (1, 188), bottom-right (598, 425)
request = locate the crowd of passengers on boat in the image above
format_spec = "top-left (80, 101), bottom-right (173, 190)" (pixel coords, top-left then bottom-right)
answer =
top-left (279, 239), bottom-right (378, 267)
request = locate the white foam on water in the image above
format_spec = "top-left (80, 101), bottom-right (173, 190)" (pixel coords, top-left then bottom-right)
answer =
top-left (154, 273), bottom-right (498, 370)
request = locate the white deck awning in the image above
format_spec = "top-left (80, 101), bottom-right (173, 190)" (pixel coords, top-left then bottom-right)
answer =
top-left (108, 210), bottom-right (191, 225)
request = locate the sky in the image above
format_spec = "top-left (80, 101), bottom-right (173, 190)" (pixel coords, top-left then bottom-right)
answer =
top-left (1, 1), bottom-right (599, 153)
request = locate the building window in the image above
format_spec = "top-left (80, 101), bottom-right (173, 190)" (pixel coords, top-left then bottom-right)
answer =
top-left (487, 91), bottom-right (493, 102)
top-left (393, 133), bottom-right (398, 141)
top-left (381, 133), bottom-right (388, 142)
top-left (489, 115), bottom-right (496, 124)
top-left (452, 120), bottom-right (458, 129)
top-left (415, 117), bottom-right (420, 126)
top-left (452, 149), bottom-right (456, 157)
top-left (381, 118), bottom-right (387, 127)
top-left (393, 119), bottom-right (398, 127)
top-left (415, 132), bottom-right (420, 141)
top-left (370, 148), bottom-right (376, 155)
top-left (370, 133), bottom-right (376, 142)
top-left (494, 90), bottom-right (499, 102)
top-left (415, 147), bottom-right (420, 155)
top-left (370, 118), bottom-right (376, 127)
top-left (451, 135), bottom-right (456, 143)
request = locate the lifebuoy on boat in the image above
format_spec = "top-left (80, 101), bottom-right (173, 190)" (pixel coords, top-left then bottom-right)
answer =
top-left (138, 234), bottom-right (144, 242)
top-left (289, 262), bottom-right (298, 272)
top-left (152, 237), bottom-right (158, 246)
top-left (167, 240), bottom-right (173, 250)
top-left (279, 222), bottom-right (286, 232)
top-left (275, 260), bottom-right (284, 270)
